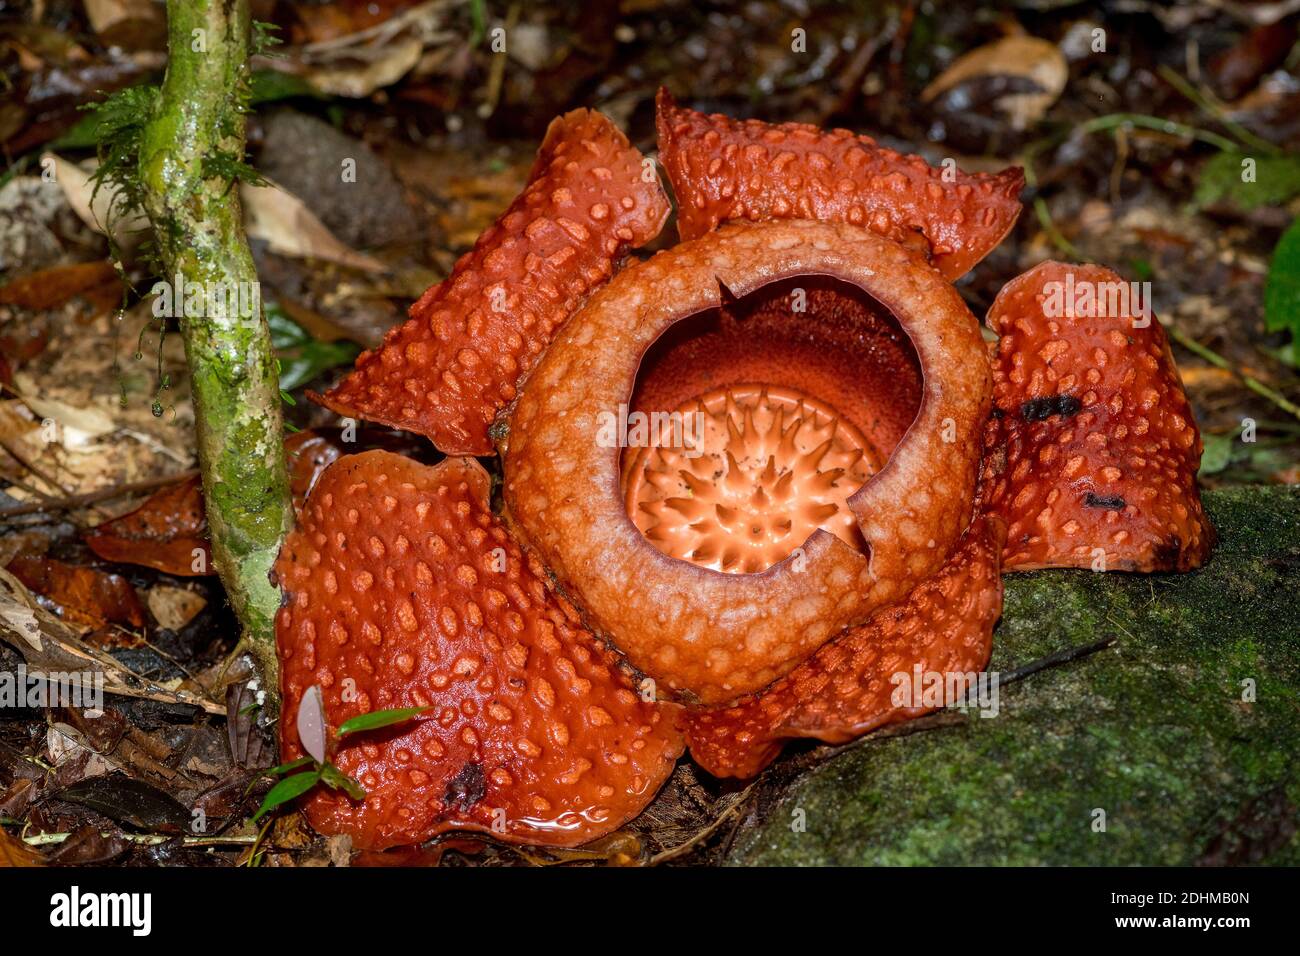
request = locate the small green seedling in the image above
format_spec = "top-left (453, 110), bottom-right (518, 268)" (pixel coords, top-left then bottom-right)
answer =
top-left (253, 687), bottom-right (429, 823)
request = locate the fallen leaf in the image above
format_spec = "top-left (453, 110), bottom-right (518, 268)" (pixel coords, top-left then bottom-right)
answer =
top-left (42, 156), bottom-right (386, 273)
top-left (0, 567), bottom-right (44, 651)
top-left (55, 773), bottom-right (192, 833)
top-left (145, 585), bottom-right (207, 631)
top-left (226, 681), bottom-right (268, 769)
top-left (83, 0), bottom-right (165, 50)
top-left (0, 260), bottom-right (117, 310)
top-left (305, 37), bottom-right (424, 98)
top-left (41, 153), bottom-right (149, 252)
top-left (46, 825), bottom-right (131, 865)
top-left (0, 569), bottom-right (224, 715)
top-left (47, 723), bottom-right (120, 778)
top-left (0, 779), bottom-right (37, 819)
top-left (84, 475), bottom-right (211, 577)
top-left (13, 373), bottom-right (116, 448)
top-left (284, 0), bottom-right (422, 44)
top-left (0, 829), bottom-right (43, 867)
top-left (286, 429), bottom-right (345, 507)
top-left (242, 179), bottom-right (387, 273)
top-left (922, 35), bottom-right (1068, 129)
top-left (7, 555), bottom-right (146, 631)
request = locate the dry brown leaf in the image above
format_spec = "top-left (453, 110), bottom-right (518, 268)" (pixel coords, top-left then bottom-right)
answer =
top-left (921, 35), bottom-right (1068, 129)
top-left (83, 0), bottom-right (165, 49)
top-left (0, 569), bottom-right (224, 715)
top-left (41, 155), bottom-right (384, 274)
top-left (13, 373), bottom-right (116, 448)
top-left (6, 555), bottom-right (146, 631)
top-left (0, 260), bottom-right (117, 310)
top-left (241, 180), bottom-right (388, 273)
top-left (306, 37), bottom-right (424, 97)
top-left (0, 567), bottom-right (42, 650)
top-left (0, 828), bottom-right (43, 867)
top-left (145, 585), bottom-right (207, 631)
top-left (41, 154), bottom-right (149, 252)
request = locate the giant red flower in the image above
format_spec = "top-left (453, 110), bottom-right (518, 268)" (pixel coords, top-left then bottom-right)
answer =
top-left (279, 92), bottom-right (1213, 849)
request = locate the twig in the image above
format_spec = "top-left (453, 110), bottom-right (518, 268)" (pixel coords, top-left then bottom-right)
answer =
top-left (1156, 64), bottom-right (1280, 157)
top-left (1076, 113), bottom-right (1241, 153)
top-left (1168, 326), bottom-right (1300, 423)
top-left (812, 636), bottom-right (1119, 764)
top-left (21, 830), bottom-right (259, 848)
top-left (238, 816), bottom-right (276, 867)
top-left (0, 468), bottom-right (198, 518)
top-left (0, 434), bottom-right (73, 498)
top-left (820, 31), bottom-right (889, 124)
top-left (996, 635), bottom-right (1117, 686)
top-left (477, 2), bottom-right (519, 119)
top-left (649, 784), bottom-right (757, 866)
top-left (1033, 196), bottom-right (1080, 258)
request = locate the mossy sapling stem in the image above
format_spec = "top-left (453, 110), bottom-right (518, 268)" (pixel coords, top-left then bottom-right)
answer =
top-left (138, 0), bottom-right (291, 703)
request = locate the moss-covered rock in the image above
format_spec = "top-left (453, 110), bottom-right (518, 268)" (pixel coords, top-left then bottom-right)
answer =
top-left (725, 485), bottom-right (1300, 866)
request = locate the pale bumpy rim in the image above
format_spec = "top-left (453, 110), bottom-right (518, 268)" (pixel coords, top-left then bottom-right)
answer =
top-left (501, 219), bottom-right (991, 705)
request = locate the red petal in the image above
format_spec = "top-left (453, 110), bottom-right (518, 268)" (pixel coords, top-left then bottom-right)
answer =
top-left (314, 110), bottom-right (670, 455)
top-left (684, 516), bottom-right (1005, 779)
top-left (979, 261), bottom-right (1215, 571)
top-left (275, 451), bottom-right (683, 849)
top-left (655, 89), bottom-right (1023, 280)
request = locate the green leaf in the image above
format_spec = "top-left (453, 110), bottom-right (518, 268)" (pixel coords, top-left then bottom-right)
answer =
top-left (52, 113), bottom-right (107, 150)
top-left (1194, 152), bottom-right (1300, 211)
top-left (470, 0), bottom-right (487, 45)
top-left (1127, 258), bottom-right (1153, 282)
top-left (1265, 217), bottom-right (1300, 364)
top-left (1198, 432), bottom-right (1235, 476)
top-left (277, 341), bottom-right (360, 391)
top-left (267, 304), bottom-right (309, 348)
top-left (336, 706), bottom-right (431, 738)
top-left (319, 763), bottom-right (366, 800)
top-left (267, 303), bottom-right (361, 391)
top-left (253, 769), bottom-right (321, 822)
top-left (265, 756), bottom-right (315, 777)
top-left (249, 69), bottom-right (320, 105)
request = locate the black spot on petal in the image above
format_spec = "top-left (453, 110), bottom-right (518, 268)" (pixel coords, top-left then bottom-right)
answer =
top-left (1020, 395), bottom-right (1082, 421)
top-left (1085, 493), bottom-right (1126, 510)
top-left (444, 761), bottom-right (485, 810)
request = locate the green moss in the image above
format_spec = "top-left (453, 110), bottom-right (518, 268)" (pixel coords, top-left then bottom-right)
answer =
top-left (727, 486), bottom-right (1300, 866)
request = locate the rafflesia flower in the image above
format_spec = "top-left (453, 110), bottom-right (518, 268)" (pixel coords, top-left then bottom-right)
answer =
top-left (275, 95), bottom-right (1214, 849)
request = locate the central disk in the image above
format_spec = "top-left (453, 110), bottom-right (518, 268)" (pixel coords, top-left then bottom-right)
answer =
top-left (622, 384), bottom-right (879, 573)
